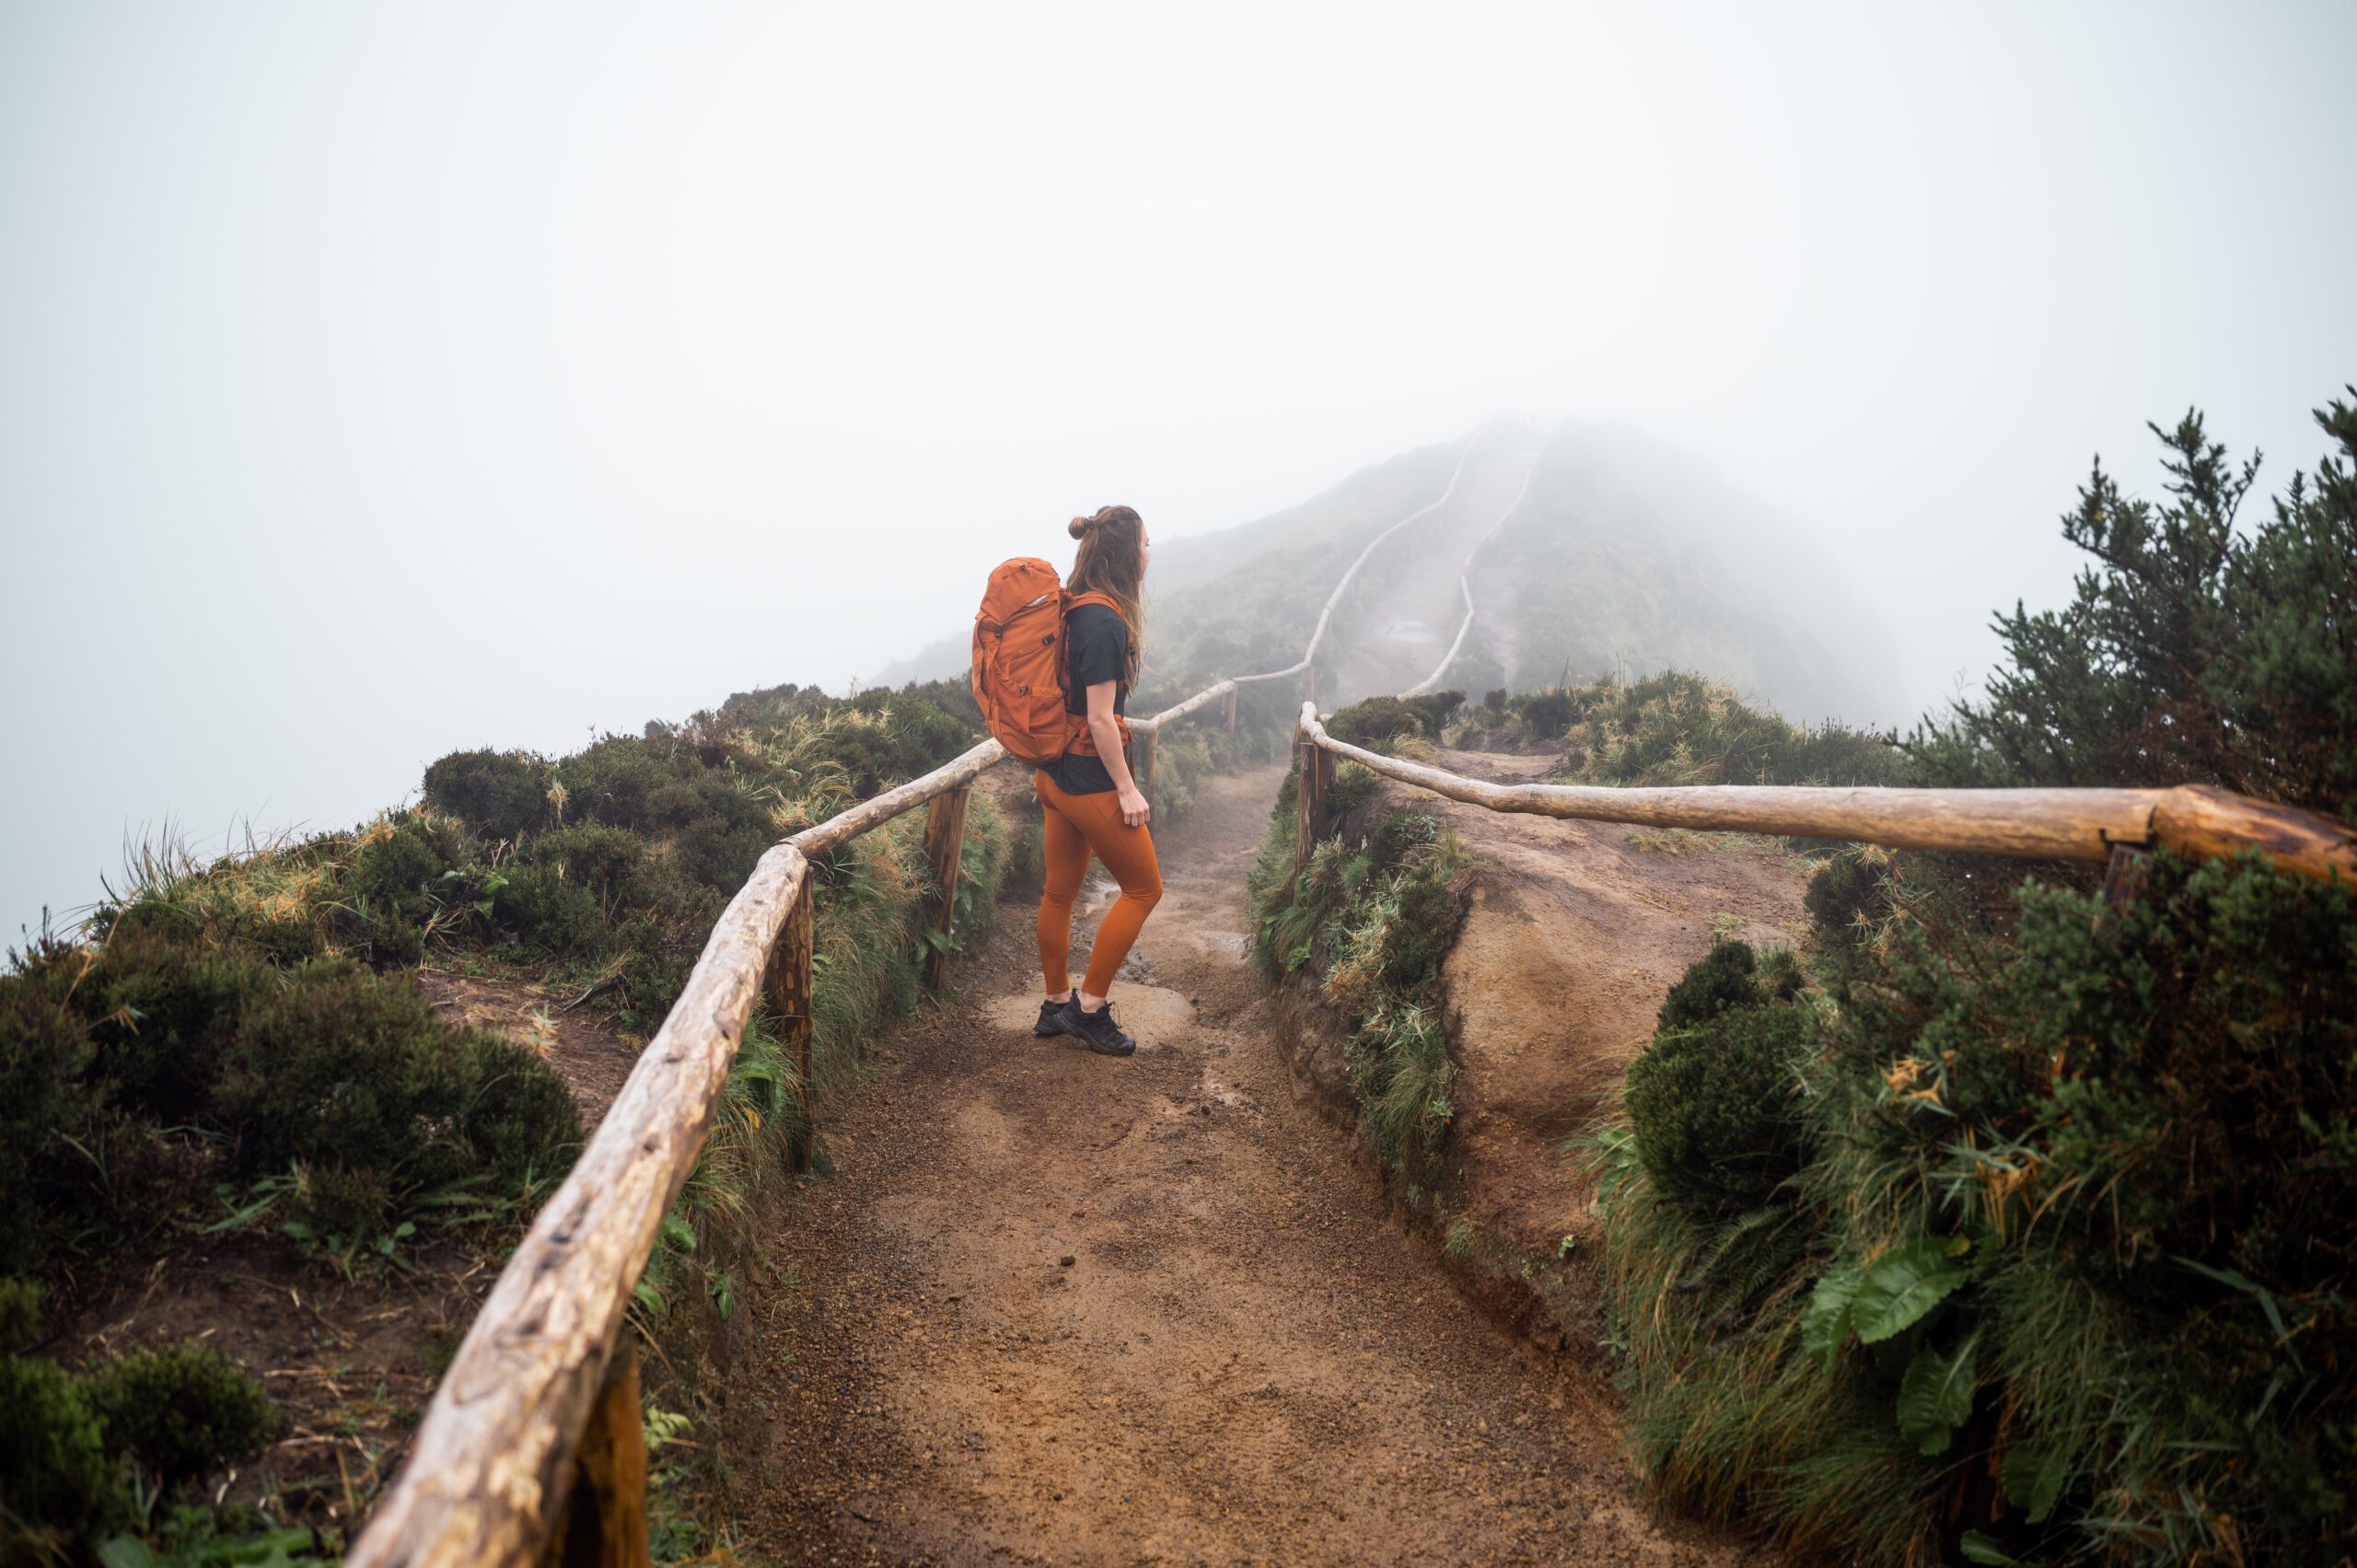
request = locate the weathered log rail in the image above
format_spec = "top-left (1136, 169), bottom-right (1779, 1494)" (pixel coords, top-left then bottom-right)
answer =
top-left (1291, 703), bottom-right (2357, 888)
top-left (347, 453), bottom-right (1486, 1567)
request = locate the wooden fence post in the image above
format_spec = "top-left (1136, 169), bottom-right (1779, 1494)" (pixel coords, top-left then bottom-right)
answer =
top-left (1133, 729), bottom-right (1158, 796)
top-left (766, 881), bottom-right (817, 1172)
top-left (1295, 733), bottom-right (1332, 874)
top-left (921, 784), bottom-right (971, 991)
top-left (2101, 842), bottom-right (2153, 915)
top-left (1223, 688), bottom-right (1237, 735)
top-left (536, 1340), bottom-right (649, 1568)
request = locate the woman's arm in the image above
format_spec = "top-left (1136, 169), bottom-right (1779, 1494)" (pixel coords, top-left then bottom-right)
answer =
top-left (1086, 679), bottom-right (1150, 827)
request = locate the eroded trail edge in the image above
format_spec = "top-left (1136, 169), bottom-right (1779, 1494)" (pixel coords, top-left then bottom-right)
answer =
top-left (731, 765), bottom-right (1735, 1567)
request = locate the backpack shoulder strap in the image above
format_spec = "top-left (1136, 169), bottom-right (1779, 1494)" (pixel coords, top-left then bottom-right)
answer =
top-left (1062, 590), bottom-right (1123, 621)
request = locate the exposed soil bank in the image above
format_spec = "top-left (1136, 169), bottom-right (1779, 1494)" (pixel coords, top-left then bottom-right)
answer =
top-left (1271, 749), bottom-right (1816, 1372)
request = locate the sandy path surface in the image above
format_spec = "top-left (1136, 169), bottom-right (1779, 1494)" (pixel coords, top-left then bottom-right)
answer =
top-left (727, 764), bottom-right (1739, 1566)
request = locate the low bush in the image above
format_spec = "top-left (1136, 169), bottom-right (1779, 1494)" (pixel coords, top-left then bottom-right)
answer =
top-left (0, 1279), bottom-right (41, 1354)
top-left (86, 1342), bottom-right (285, 1487)
top-left (0, 984), bottom-right (99, 1259)
top-left (555, 735), bottom-right (701, 832)
top-left (422, 749), bottom-right (552, 840)
top-left (1573, 671), bottom-right (1901, 787)
top-left (338, 814), bottom-right (482, 963)
top-left (1802, 846), bottom-right (1898, 948)
top-left (649, 774), bottom-right (776, 894)
top-left (73, 927), bottom-right (264, 1126)
top-left (1519, 691), bottom-right (1577, 740)
top-left (0, 1310), bottom-right (286, 1553)
top-left (0, 1353), bottom-right (119, 1540)
top-left (1, 930), bottom-right (582, 1273)
top-left (1623, 941), bottom-right (1808, 1214)
top-left (215, 960), bottom-right (579, 1192)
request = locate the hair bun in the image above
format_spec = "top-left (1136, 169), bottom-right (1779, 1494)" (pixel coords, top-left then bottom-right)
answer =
top-left (1067, 515), bottom-right (1095, 540)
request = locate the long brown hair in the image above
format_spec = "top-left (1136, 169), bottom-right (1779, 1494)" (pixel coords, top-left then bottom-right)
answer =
top-left (1067, 505), bottom-right (1145, 688)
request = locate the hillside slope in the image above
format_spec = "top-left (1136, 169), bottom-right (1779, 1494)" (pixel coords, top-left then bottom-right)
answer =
top-left (877, 420), bottom-right (1901, 727)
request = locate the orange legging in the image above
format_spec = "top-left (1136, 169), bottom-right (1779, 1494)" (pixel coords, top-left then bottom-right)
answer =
top-left (1035, 769), bottom-right (1164, 999)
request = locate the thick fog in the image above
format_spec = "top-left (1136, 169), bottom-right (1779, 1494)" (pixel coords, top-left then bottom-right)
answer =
top-left (3, 2), bottom-right (2351, 935)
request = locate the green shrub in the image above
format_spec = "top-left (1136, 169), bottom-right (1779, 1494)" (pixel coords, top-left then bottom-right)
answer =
top-left (422, 749), bottom-right (552, 840)
top-left (556, 737), bottom-right (698, 831)
top-left (212, 962), bottom-right (578, 1194)
top-left (494, 823), bottom-right (679, 958)
top-left (648, 775), bottom-right (775, 893)
top-left (1483, 687), bottom-right (1506, 713)
top-left (0, 1279), bottom-right (41, 1355)
top-left (1794, 853), bottom-right (2357, 1562)
top-left (1606, 889), bottom-right (2357, 1567)
top-left (1803, 847), bottom-right (1897, 948)
top-left (1519, 691), bottom-right (1577, 740)
top-left (0, 1354), bottom-right (119, 1538)
top-left (75, 927), bottom-right (263, 1125)
top-left (1571, 671), bottom-right (1903, 787)
top-left (797, 690), bottom-right (979, 797)
top-left (1414, 690), bottom-right (1466, 731)
top-left (290, 1164), bottom-right (392, 1243)
top-left (1625, 942), bottom-right (1810, 1214)
top-left (340, 814), bottom-right (480, 963)
top-left (86, 1342), bottom-right (284, 1485)
top-left (0, 985), bottom-right (98, 1259)
top-left (1329, 696), bottom-right (1430, 751)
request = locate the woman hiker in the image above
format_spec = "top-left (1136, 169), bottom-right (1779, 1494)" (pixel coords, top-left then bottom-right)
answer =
top-left (1034, 505), bottom-right (1162, 1057)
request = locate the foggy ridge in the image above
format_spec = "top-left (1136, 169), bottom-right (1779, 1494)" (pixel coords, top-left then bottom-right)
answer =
top-left (877, 420), bottom-right (1904, 726)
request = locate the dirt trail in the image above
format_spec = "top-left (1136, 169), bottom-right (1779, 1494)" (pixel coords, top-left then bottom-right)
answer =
top-left (727, 764), bottom-right (1738, 1566)
top-left (1334, 430), bottom-right (1544, 704)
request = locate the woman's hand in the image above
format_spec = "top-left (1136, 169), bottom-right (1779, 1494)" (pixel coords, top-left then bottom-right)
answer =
top-left (1118, 784), bottom-right (1151, 828)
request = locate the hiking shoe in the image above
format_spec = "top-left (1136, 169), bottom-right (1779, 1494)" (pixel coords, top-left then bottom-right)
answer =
top-left (1066, 1000), bottom-right (1136, 1057)
top-left (1034, 998), bottom-right (1074, 1038)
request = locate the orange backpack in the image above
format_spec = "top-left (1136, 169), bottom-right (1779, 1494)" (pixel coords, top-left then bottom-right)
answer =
top-left (971, 558), bottom-right (1129, 766)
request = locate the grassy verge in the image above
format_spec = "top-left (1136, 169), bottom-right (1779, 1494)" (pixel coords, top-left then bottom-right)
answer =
top-left (1247, 751), bottom-right (1469, 1201)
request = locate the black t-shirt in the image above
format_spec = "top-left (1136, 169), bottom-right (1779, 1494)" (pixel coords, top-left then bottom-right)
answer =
top-left (1043, 602), bottom-right (1129, 796)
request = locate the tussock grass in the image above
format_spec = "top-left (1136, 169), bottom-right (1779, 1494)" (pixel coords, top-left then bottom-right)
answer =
top-left (1249, 760), bottom-right (1468, 1184)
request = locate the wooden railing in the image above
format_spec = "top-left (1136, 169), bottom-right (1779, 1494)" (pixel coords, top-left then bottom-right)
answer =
top-left (345, 451), bottom-right (1484, 1567)
top-left (1291, 703), bottom-right (2357, 889)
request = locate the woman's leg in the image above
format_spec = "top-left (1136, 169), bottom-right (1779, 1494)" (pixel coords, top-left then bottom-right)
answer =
top-left (1062, 792), bottom-right (1163, 1004)
top-left (1035, 772), bottom-right (1092, 1000)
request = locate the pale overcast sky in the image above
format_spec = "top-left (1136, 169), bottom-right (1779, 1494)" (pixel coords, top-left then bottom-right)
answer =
top-left (3, 2), bottom-right (2351, 934)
